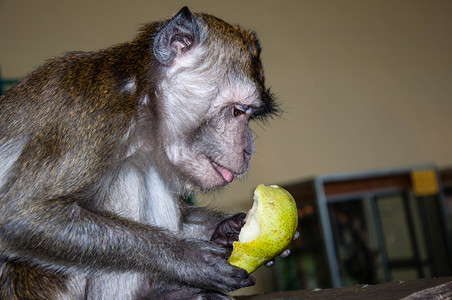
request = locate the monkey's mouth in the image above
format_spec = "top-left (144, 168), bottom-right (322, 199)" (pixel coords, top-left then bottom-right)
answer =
top-left (211, 161), bottom-right (235, 183)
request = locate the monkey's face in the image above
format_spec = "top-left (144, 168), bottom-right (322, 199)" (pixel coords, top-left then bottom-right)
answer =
top-left (158, 77), bottom-right (263, 191)
top-left (152, 11), bottom-right (278, 191)
top-left (190, 82), bottom-right (260, 189)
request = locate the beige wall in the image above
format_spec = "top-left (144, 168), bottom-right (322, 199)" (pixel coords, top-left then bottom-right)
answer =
top-left (1, 0), bottom-right (452, 293)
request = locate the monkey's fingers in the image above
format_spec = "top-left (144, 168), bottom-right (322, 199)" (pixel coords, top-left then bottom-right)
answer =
top-left (199, 243), bottom-right (231, 262)
top-left (215, 264), bottom-right (256, 291)
top-left (193, 241), bottom-right (255, 291)
top-left (278, 231), bottom-right (299, 258)
top-left (264, 231), bottom-right (299, 268)
top-left (211, 213), bottom-right (246, 248)
top-left (211, 234), bottom-right (239, 249)
top-left (264, 260), bottom-right (275, 267)
top-left (263, 249), bottom-right (290, 268)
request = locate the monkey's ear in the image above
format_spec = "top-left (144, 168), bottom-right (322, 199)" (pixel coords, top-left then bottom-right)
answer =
top-left (153, 6), bottom-right (201, 65)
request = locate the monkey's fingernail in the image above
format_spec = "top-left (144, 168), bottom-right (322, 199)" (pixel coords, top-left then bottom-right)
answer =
top-left (265, 260), bottom-right (274, 267)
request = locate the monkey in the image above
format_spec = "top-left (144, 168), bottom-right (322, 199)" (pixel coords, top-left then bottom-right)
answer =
top-left (0, 6), bottom-right (285, 300)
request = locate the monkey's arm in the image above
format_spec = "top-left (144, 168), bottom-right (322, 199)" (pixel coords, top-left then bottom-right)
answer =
top-left (181, 204), bottom-right (244, 242)
top-left (0, 182), bottom-right (252, 292)
top-left (0, 122), bottom-right (251, 293)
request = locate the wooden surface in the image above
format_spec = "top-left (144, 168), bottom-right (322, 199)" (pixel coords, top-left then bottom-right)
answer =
top-left (236, 277), bottom-right (452, 300)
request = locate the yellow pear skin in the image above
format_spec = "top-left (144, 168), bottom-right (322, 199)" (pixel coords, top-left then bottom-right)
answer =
top-left (228, 184), bottom-right (298, 274)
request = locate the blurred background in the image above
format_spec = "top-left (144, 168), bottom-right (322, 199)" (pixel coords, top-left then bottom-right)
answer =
top-left (1, 0), bottom-right (451, 296)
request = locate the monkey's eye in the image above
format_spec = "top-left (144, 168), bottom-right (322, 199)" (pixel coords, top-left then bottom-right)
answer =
top-left (233, 105), bottom-right (250, 117)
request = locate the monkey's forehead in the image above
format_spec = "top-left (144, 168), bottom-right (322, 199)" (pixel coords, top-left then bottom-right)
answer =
top-left (195, 13), bottom-right (260, 51)
top-left (192, 13), bottom-right (265, 89)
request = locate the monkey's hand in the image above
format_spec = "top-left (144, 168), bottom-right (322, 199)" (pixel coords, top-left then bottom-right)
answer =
top-left (211, 213), bottom-right (300, 269)
top-left (211, 213), bottom-right (298, 254)
top-left (179, 238), bottom-right (255, 292)
top-left (210, 212), bottom-right (246, 249)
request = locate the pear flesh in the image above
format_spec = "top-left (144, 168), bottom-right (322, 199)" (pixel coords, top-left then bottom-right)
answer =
top-left (228, 184), bottom-right (298, 274)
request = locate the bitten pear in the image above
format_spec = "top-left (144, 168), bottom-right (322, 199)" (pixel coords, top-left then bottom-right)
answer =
top-left (228, 184), bottom-right (298, 273)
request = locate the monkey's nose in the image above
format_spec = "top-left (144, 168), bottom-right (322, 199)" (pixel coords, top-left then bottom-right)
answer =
top-left (243, 147), bottom-right (253, 161)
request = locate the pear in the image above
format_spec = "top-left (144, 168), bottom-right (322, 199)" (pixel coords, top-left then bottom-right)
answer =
top-left (228, 184), bottom-right (298, 274)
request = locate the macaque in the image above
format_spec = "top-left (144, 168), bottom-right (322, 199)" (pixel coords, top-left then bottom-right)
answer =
top-left (0, 7), bottom-right (282, 300)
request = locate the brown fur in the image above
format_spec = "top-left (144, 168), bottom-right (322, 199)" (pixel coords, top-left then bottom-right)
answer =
top-left (0, 260), bottom-right (68, 300)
